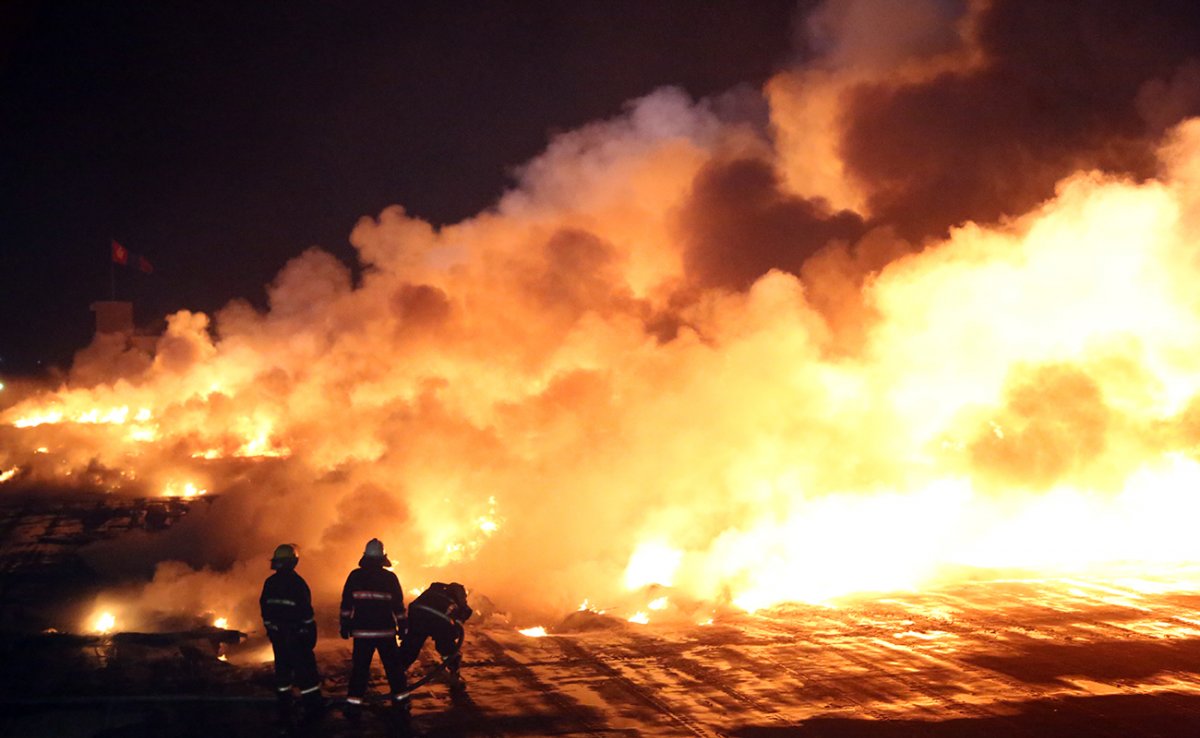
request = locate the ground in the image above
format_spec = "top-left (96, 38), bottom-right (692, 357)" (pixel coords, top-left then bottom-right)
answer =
top-left (3, 495), bottom-right (1200, 737)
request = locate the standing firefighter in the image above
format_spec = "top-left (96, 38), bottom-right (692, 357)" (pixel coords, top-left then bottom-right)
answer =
top-left (340, 538), bottom-right (408, 716)
top-left (260, 543), bottom-right (323, 723)
top-left (397, 582), bottom-right (472, 692)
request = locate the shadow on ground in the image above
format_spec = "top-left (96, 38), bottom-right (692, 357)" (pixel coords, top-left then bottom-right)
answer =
top-left (962, 637), bottom-right (1200, 684)
top-left (732, 693), bottom-right (1200, 738)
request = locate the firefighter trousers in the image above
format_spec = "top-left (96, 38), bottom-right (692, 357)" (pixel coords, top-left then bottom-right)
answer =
top-left (348, 636), bottom-right (407, 699)
top-left (397, 613), bottom-right (463, 674)
top-left (270, 627), bottom-right (321, 696)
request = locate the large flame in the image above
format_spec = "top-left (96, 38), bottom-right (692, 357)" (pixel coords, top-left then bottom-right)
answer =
top-left (5, 2), bottom-right (1200, 624)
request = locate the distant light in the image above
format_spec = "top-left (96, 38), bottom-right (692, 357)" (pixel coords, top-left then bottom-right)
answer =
top-left (0, 380), bottom-right (6, 391)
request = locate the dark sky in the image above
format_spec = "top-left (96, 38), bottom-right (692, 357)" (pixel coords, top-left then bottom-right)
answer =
top-left (0, 0), bottom-right (802, 374)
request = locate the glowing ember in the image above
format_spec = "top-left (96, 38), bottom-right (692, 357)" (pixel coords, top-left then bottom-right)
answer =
top-left (577, 598), bottom-right (605, 614)
top-left (628, 611), bottom-right (649, 625)
top-left (213, 617), bottom-right (228, 629)
top-left (237, 428), bottom-right (290, 458)
top-left (163, 481), bottom-right (207, 498)
top-left (518, 626), bottom-right (549, 638)
top-left (93, 612), bottom-right (116, 634)
top-left (218, 654), bottom-right (228, 662)
top-left (475, 497), bottom-right (503, 535)
top-left (0, 467), bottom-right (18, 484)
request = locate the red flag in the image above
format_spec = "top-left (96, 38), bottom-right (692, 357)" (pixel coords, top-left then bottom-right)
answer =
top-left (111, 240), bottom-right (128, 265)
top-left (137, 256), bottom-right (153, 274)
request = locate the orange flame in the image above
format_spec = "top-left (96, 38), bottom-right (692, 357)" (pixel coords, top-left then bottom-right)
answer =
top-left (4, 89), bottom-right (1200, 623)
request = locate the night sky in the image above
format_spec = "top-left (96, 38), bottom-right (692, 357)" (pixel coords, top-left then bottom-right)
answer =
top-left (0, 1), bottom-right (802, 374)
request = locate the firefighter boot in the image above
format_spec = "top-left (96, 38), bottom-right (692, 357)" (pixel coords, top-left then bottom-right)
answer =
top-left (389, 694), bottom-right (412, 733)
top-left (301, 689), bottom-right (325, 723)
top-left (447, 666), bottom-right (467, 693)
top-left (275, 689), bottom-right (295, 725)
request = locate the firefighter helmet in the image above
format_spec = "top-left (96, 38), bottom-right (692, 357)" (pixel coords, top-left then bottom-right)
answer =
top-left (363, 538), bottom-right (386, 559)
top-left (271, 543), bottom-right (299, 569)
top-left (359, 537), bottom-right (391, 567)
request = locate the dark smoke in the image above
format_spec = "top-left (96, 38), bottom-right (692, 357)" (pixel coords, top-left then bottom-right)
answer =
top-left (840, 0), bottom-right (1200, 241)
top-left (679, 157), bottom-right (867, 291)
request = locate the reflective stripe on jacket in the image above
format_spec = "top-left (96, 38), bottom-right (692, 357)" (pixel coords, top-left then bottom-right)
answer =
top-left (260, 569), bottom-right (315, 631)
top-left (410, 582), bottom-right (472, 625)
top-left (339, 565), bottom-right (405, 635)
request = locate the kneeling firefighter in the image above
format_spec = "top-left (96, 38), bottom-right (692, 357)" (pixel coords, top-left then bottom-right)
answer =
top-left (260, 543), bottom-right (323, 722)
top-left (397, 582), bottom-right (473, 691)
top-left (340, 538), bottom-right (408, 715)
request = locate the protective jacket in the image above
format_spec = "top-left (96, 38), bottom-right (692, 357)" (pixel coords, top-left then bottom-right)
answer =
top-left (261, 568), bottom-right (316, 633)
top-left (410, 582), bottom-right (472, 626)
top-left (339, 564), bottom-right (406, 638)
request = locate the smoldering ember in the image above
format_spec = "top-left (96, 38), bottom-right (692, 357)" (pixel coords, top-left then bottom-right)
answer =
top-left (6, 1), bottom-right (1200, 736)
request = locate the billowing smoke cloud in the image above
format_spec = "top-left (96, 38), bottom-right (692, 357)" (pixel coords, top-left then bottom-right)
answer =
top-left (837, 0), bottom-right (1200, 239)
top-left (680, 156), bottom-right (866, 291)
top-left (5, 1), bottom-right (1200, 631)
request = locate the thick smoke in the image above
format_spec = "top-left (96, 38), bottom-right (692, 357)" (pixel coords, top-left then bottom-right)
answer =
top-left (5, 1), bottom-right (1200, 630)
top-left (838, 0), bottom-right (1200, 239)
top-left (679, 156), bottom-right (867, 291)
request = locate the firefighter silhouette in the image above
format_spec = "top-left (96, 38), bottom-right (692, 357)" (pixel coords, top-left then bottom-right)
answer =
top-left (260, 543), bottom-right (323, 723)
top-left (397, 582), bottom-right (473, 692)
top-left (339, 538), bottom-right (408, 717)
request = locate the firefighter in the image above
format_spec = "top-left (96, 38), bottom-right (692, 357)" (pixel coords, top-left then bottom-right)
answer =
top-left (260, 543), bottom-right (323, 723)
top-left (339, 538), bottom-right (408, 717)
top-left (397, 582), bottom-right (473, 692)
